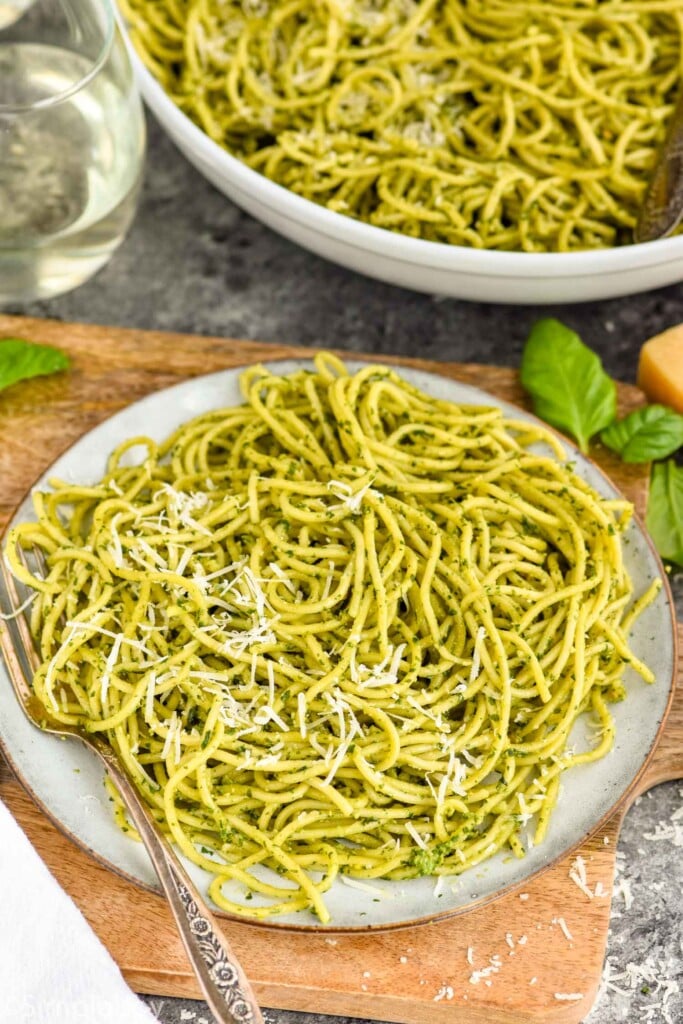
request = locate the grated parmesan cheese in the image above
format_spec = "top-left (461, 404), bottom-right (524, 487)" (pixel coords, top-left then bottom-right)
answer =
top-left (0, 591), bottom-right (37, 620)
top-left (339, 876), bottom-right (391, 898)
top-left (469, 626), bottom-right (487, 683)
top-left (100, 633), bottom-right (123, 704)
top-left (326, 477), bottom-right (378, 512)
top-left (405, 821), bottom-right (428, 850)
top-left (569, 854), bottom-right (595, 899)
top-left (433, 984), bottom-right (454, 1002)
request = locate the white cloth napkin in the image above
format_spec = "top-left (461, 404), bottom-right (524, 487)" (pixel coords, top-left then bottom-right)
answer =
top-left (0, 799), bottom-right (157, 1024)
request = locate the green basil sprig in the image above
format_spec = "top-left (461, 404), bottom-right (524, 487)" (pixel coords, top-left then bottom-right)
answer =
top-left (646, 461), bottom-right (683, 566)
top-left (520, 318), bottom-right (616, 453)
top-left (0, 338), bottom-right (70, 395)
top-left (601, 405), bottom-right (683, 463)
top-left (521, 319), bottom-right (683, 567)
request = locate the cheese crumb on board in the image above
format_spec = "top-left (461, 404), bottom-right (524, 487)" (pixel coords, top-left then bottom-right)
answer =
top-left (637, 326), bottom-right (683, 413)
top-left (568, 854), bottom-right (608, 899)
top-left (555, 916), bottom-right (574, 943)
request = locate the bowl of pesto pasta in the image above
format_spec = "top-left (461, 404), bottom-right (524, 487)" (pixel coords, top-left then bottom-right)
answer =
top-left (0, 357), bottom-right (675, 930)
top-left (115, 0), bottom-right (683, 303)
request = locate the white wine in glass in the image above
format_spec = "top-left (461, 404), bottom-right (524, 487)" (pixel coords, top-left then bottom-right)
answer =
top-left (0, 0), bottom-right (146, 302)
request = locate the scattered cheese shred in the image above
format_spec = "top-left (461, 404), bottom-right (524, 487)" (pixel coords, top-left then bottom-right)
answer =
top-left (469, 626), bottom-right (487, 684)
top-left (405, 822), bottom-right (428, 850)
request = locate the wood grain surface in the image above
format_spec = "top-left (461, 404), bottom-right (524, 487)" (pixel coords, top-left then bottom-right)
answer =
top-left (0, 315), bottom-right (680, 1024)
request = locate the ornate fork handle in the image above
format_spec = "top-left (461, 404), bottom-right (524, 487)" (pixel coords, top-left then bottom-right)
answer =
top-left (97, 743), bottom-right (263, 1024)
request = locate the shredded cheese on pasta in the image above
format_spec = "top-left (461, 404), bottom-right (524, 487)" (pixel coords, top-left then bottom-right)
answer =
top-left (6, 354), bottom-right (659, 921)
top-left (119, 0), bottom-right (683, 251)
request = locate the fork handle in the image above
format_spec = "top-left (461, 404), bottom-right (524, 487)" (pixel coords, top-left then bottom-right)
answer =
top-left (99, 749), bottom-right (264, 1024)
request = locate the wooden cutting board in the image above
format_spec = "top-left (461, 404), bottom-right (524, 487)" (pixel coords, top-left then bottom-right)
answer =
top-left (0, 314), bottom-right (681, 1024)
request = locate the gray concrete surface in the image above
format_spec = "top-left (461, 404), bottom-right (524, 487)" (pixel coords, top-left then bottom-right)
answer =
top-left (9, 115), bottom-right (683, 1024)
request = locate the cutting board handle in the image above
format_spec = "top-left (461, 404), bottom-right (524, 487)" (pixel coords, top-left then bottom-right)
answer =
top-left (636, 623), bottom-right (683, 794)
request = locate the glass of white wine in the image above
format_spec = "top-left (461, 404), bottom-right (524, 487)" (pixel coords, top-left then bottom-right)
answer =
top-left (0, 0), bottom-right (146, 302)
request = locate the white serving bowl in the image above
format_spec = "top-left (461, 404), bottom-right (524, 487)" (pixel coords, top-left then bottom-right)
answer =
top-left (124, 34), bottom-right (683, 304)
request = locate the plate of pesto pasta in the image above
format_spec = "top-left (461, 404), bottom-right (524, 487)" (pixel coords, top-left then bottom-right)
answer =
top-left (116, 0), bottom-right (683, 302)
top-left (0, 356), bottom-right (676, 930)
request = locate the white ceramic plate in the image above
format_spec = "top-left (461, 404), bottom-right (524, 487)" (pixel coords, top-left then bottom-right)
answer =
top-left (116, 15), bottom-right (683, 305)
top-left (0, 362), bottom-right (675, 931)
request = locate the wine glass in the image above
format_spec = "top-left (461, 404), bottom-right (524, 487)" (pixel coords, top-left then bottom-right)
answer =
top-left (0, 0), bottom-right (146, 302)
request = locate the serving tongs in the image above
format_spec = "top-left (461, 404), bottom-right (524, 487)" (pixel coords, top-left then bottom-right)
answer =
top-left (0, 546), bottom-right (263, 1024)
top-left (635, 85), bottom-right (683, 243)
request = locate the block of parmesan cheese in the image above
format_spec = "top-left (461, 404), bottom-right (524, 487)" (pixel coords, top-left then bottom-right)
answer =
top-left (637, 325), bottom-right (683, 413)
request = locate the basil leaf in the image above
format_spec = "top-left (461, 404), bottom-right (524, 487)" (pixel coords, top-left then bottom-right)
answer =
top-left (520, 319), bottom-right (617, 453)
top-left (601, 405), bottom-right (683, 463)
top-left (0, 338), bottom-right (70, 395)
top-left (646, 461), bottom-right (683, 566)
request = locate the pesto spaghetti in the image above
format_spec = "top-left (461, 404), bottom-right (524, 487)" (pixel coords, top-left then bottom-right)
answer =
top-left (7, 355), bottom-right (659, 922)
top-left (119, 0), bottom-right (683, 251)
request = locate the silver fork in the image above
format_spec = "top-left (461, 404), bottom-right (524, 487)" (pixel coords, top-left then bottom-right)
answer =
top-left (0, 546), bottom-right (264, 1024)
